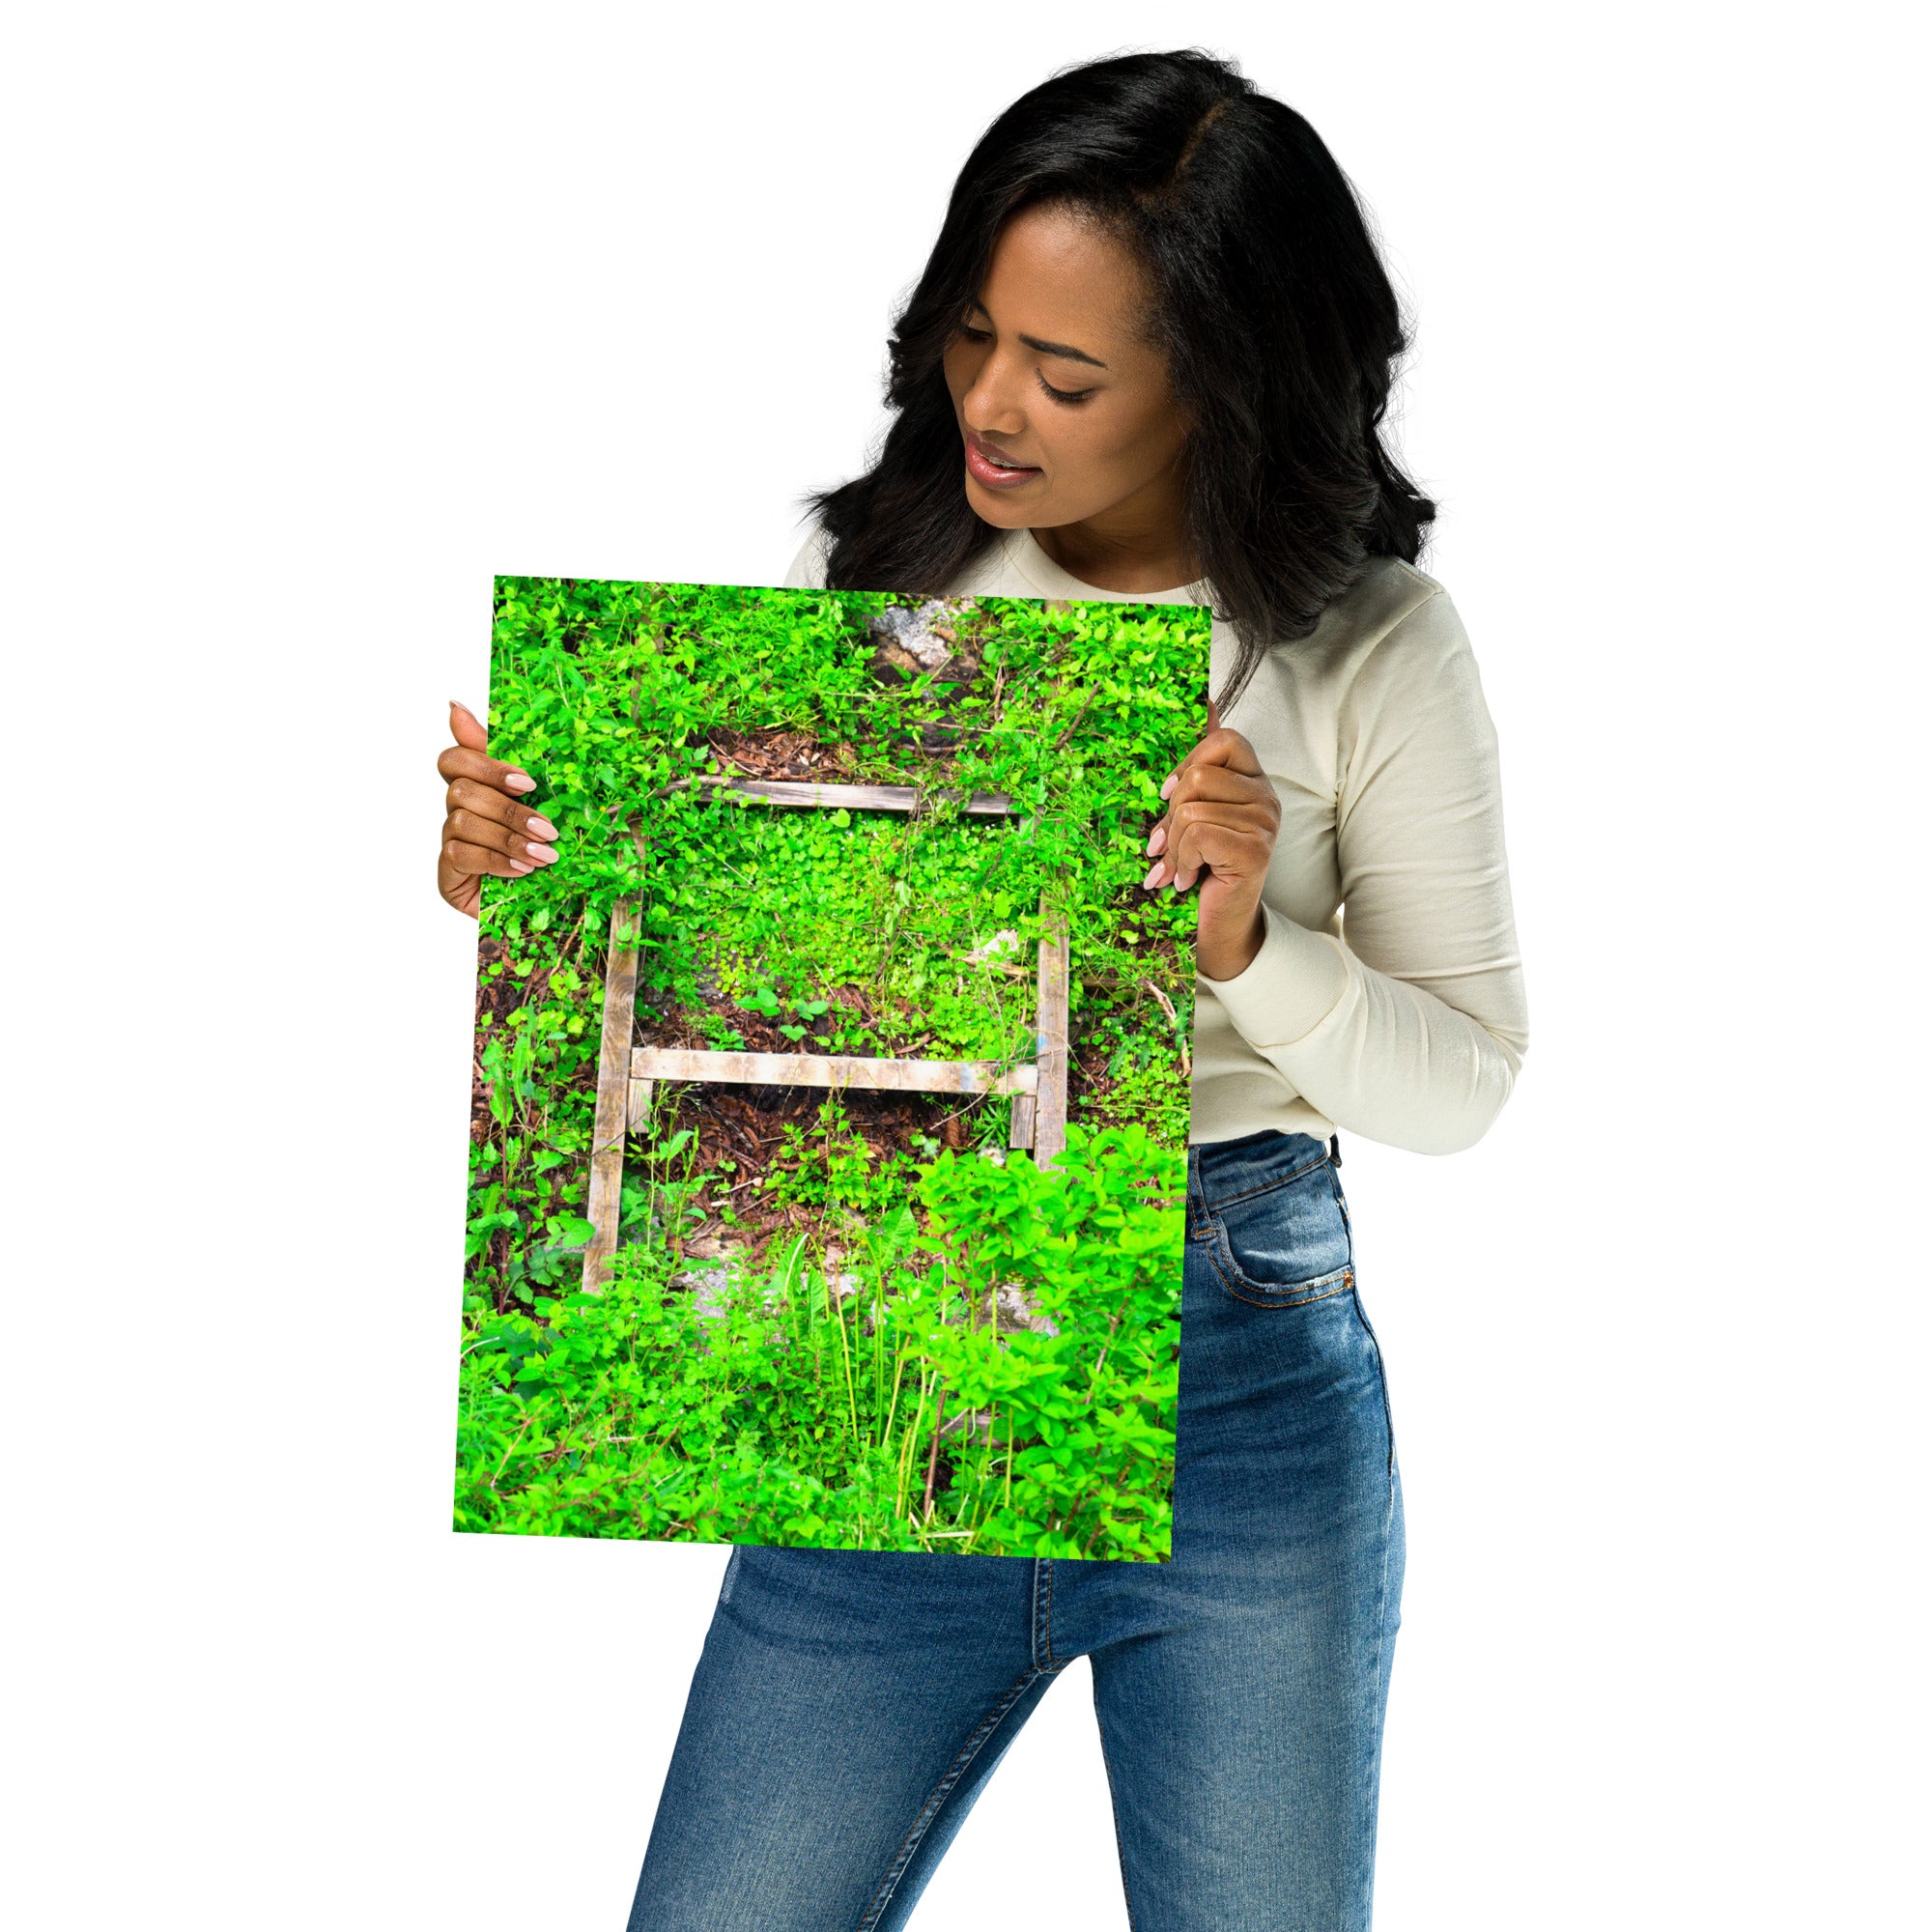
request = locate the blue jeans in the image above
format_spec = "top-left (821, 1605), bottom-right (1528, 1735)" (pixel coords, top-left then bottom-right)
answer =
top-left (628, 1130), bottom-right (1405, 1931)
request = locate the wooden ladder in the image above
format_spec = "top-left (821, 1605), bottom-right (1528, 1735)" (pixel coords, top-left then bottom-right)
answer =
top-left (581, 777), bottom-right (1069, 1292)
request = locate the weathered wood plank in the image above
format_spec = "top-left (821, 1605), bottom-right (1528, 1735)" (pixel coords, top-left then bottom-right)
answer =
top-left (677, 776), bottom-right (1016, 816)
top-left (630, 1048), bottom-right (1037, 1095)
top-left (582, 895), bottom-right (641, 1294)
top-left (626, 1075), bottom-right (655, 1136)
top-left (1032, 889), bottom-right (1070, 1167)
top-left (1009, 1092), bottom-right (1037, 1151)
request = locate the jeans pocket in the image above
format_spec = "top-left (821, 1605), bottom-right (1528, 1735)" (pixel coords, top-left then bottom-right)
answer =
top-left (1205, 1155), bottom-right (1355, 1309)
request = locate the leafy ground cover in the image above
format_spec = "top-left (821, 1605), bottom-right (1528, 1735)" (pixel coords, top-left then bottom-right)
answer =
top-left (454, 577), bottom-right (1210, 1559)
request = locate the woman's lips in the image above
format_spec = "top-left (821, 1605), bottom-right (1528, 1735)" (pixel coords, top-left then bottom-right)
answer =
top-left (963, 433), bottom-right (1042, 489)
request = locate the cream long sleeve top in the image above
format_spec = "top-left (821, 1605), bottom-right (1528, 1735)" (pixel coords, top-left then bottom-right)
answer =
top-left (782, 523), bottom-right (1529, 1155)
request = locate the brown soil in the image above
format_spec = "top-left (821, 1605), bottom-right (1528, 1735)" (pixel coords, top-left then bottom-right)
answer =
top-left (703, 724), bottom-right (868, 783)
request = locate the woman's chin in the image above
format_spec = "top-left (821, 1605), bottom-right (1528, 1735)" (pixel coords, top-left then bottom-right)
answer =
top-left (963, 474), bottom-right (1042, 526)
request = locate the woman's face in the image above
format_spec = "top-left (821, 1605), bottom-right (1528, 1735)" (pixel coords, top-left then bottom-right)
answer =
top-left (940, 202), bottom-right (1190, 542)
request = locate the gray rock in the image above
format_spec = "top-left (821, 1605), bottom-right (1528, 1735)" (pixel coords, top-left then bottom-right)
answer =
top-left (988, 1281), bottom-right (1060, 1338)
top-left (966, 928), bottom-right (1024, 965)
top-left (868, 598), bottom-right (959, 673)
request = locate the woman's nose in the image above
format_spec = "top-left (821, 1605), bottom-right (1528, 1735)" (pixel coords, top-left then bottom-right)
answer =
top-left (960, 357), bottom-right (1028, 436)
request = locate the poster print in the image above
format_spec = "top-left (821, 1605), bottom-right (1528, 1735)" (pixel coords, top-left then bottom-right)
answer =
top-left (454, 576), bottom-right (1210, 1560)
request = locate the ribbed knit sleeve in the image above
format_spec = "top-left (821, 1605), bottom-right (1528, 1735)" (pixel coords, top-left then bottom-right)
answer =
top-left (1202, 588), bottom-right (1529, 1154)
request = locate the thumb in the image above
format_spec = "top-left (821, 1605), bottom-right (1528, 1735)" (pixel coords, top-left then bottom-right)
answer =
top-left (1206, 695), bottom-right (1222, 735)
top-left (449, 698), bottom-right (489, 753)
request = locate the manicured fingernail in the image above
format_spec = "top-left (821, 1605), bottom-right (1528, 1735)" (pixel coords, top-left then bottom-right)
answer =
top-left (525, 842), bottom-right (558, 865)
top-left (1158, 772), bottom-right (1178, 799)
top-left (1145, 825), bottom-right (1167, 857)
top-left (526, 815), bottom-right (558, 838)
top-left (504, 771), bottom-right (535, 792)
top-left (509, 861), bottom-right (533, 875)
top-left (1142, 862), bottom-right (1164, 890)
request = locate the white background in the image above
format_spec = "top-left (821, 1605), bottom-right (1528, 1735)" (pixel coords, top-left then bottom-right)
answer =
top-left (6, 3), bottom-right (1925, 1926)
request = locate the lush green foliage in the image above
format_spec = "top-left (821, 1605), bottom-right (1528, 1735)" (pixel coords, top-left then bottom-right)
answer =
top-left (456, 577), bottom-right (1209, 1559)
top-left (455, 1124), bottom-right (1181, 1557)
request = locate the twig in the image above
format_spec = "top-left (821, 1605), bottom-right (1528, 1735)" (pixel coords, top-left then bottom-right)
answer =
top-left (1146, 980), bottom-right (1192, 1077)
top-left (923, 1384), bottom-right (948, 1518)
top-left (1081, 1310), bottom-right (1126, 1408)
top-left (1052, 690), bottom-right (1096, 751)
top-left (489, 1414), bottom-right (535, 1491)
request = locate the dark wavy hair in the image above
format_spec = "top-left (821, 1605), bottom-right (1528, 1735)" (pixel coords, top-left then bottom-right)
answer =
top-left (803, 47), bottom-right (1435, 712)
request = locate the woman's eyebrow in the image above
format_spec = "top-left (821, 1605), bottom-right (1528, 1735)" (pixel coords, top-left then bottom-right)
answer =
top-left (1018, 333), bottom-right (1108, 369)
top-left (966, 302), bottom-right (1108, 370)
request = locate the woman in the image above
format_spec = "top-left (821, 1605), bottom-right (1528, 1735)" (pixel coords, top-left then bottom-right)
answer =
top-left (438, 49), bottom-right (1527, 1931)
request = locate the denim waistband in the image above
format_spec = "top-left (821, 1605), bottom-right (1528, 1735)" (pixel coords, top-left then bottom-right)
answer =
top-left (1186, 1129), bottom-right (1332, 1210)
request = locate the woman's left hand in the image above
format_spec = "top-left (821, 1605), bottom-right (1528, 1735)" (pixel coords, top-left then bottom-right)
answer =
top-left (1143, 697), bottom-right (1281, 982)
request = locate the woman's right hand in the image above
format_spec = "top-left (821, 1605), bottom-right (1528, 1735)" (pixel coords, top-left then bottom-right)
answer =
top-left (436, 699), bottom-right (560, 919)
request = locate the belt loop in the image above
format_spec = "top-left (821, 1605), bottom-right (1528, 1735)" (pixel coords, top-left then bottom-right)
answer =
top-left (1327, 1132), bottom-right (1342, 1168)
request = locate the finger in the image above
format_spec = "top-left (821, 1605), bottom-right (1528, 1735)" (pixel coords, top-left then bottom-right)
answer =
top-left (1186, 724), bottom-right (1263, 773)
top-left (1207, 696), bottom-right (1222, 734)
top-left (1143, 802), bottom-right (1274, 890)
top-left (440, 836), bottom-right (534, 880)
top-left (445, 806), bottom-right (559, 868)
top-left (444, 776), bottom-right (560, 845)
top-left (449, 699), bottom-right (490, 755)
top-left (1146, 766), bottom-right (1275, 860)
top-left (440, 866), bottom-right (483, 920)
top-left (437, 742), bottom-right (538, 795)
top-left (1160, 762), bottom-right (1273, 809)
top-left (1158, 725), bottom-right (1263, 796)
top-left (1163, 811), bottom-right (1275, 892)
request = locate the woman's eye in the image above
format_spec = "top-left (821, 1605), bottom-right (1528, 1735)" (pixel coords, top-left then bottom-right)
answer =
top-left (1037, 372), bottom-right (1094, 406)
top-left (958, 325), bottom-right (992, 343)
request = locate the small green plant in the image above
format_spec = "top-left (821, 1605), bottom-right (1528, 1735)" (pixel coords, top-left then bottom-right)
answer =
top-left (697, 1012), bottom-right (748, 1052)
top-left (778, 997), bottom-right (831, 1044)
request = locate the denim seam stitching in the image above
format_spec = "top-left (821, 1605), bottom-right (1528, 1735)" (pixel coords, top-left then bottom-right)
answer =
top-left (1356, 1477), bottom-right (1396, 1930)
top-left (1033, 1556), bottom-right (1065, 1670)
top-left (853, 1663), bottom-right (1048, 1932)
top-left (1353, 1294), bottom-right (1397, 1490)
top-left (1204, 1234), bottom-right (1355, 1308)
top-left (1090, 1693), bottom-right (1142, 1932)
top-left (1217, 1268), bottom-right (1356, 1311)
top-left (1358, 1293), bottom-right (1400, 1929)
top-left (1196, 1149), bottom-right (1332, 1211)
